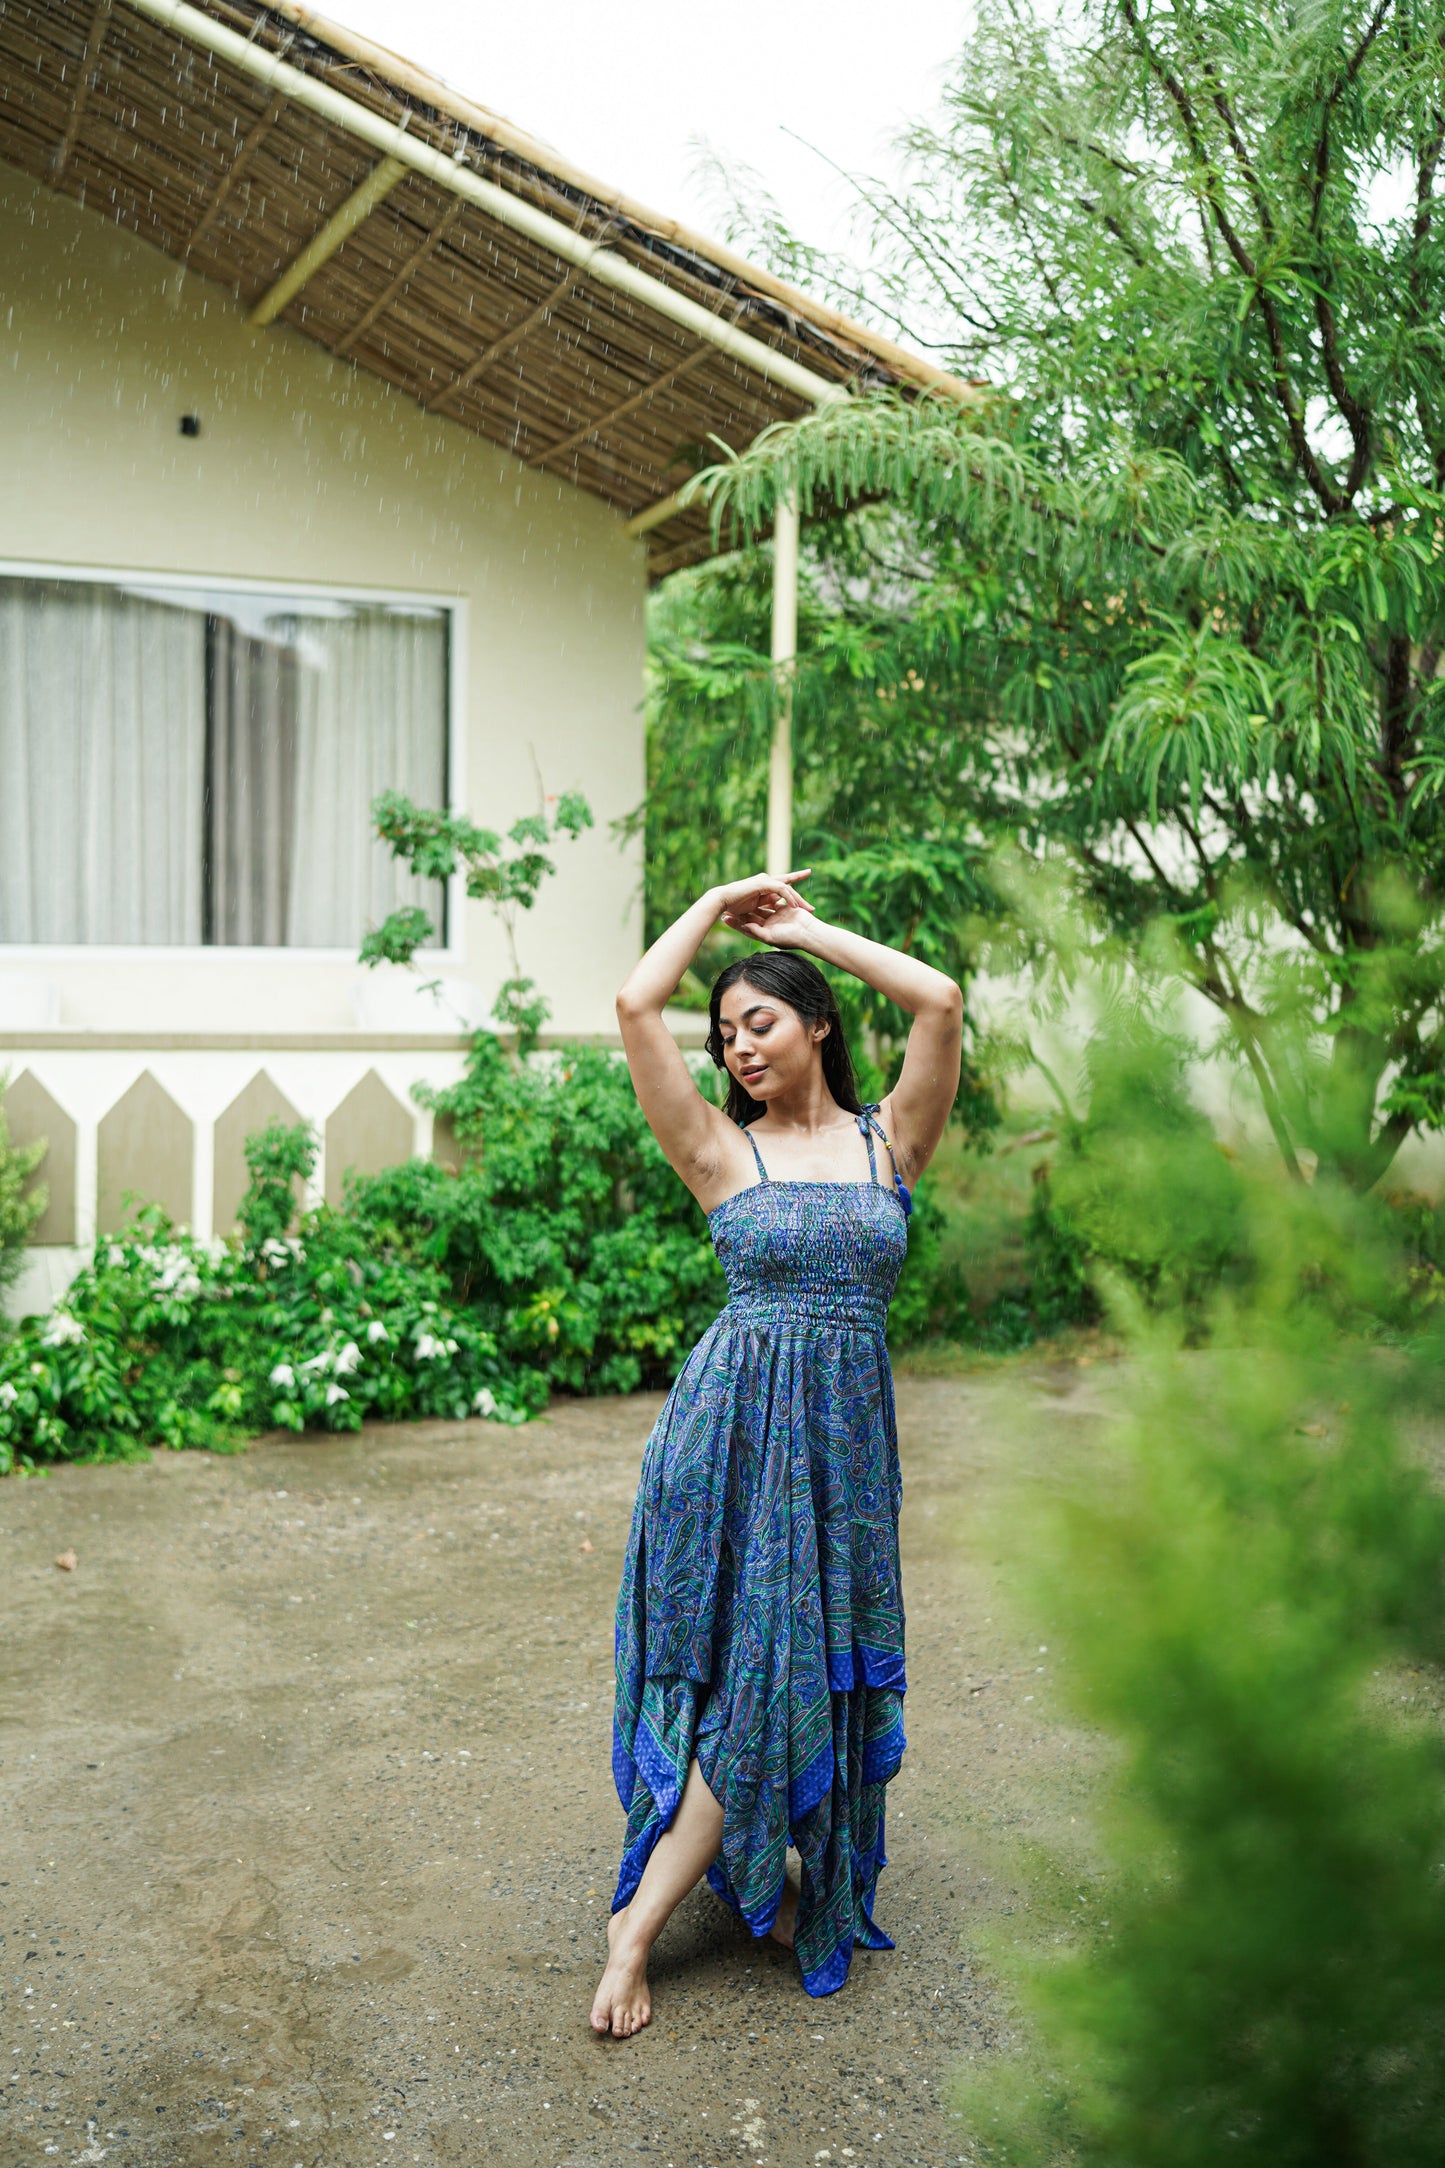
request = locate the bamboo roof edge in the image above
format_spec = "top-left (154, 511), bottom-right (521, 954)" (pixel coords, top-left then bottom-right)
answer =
top-left (259, 0), bottom-right (985, 407)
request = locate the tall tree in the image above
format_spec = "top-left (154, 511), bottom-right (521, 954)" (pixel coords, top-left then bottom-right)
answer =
top-left (677, 0), bottom-right (1445, 1189)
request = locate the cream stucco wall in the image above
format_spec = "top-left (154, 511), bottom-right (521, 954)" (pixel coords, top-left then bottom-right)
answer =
top-left (0, 160), bottom-right (646, 1038)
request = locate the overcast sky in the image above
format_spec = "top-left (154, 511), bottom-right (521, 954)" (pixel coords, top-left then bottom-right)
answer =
top-left (333, 0), bottom-right (970, 264)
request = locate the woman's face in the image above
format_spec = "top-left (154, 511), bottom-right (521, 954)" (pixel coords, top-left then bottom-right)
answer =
top-left (717, 979), bottom-right (828, 1104)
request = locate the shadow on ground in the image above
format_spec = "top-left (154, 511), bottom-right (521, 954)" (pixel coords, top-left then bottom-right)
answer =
top-left (0, 1368), bottom-right (1111, 2167)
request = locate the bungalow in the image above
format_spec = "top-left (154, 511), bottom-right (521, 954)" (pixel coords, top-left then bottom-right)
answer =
top-left (0, 0), bottom-right (952, 1311)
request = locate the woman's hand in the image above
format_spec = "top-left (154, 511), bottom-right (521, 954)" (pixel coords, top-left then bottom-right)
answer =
top-left (717, 869), bottom-right (816, 947)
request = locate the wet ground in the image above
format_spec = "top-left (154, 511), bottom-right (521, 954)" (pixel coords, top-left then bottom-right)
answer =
top-left (0, 1367), bottom-right (1110, 2168)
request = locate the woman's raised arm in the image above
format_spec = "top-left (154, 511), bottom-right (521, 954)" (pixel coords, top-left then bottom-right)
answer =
top-left (719, 892), bottom-right (962, 1180)
top-left (615, 873), bottom-right (813, 1195)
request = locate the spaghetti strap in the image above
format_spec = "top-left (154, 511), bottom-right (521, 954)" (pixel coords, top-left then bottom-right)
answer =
top-left (856, 1110), bottom-right (880, 1186)
top-left (860, 1104), bottom-right (913, 1218)
top-left (740, 1123), bottom-right (770, 1185)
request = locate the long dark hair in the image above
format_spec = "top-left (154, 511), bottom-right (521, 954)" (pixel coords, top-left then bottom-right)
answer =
top-left (706, 951), bottom-right (862, 1127)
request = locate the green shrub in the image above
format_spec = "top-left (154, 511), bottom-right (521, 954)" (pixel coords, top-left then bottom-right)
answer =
top-left (0, 1074), bottom-right (46, 1311)
top-left (0, 1196), bottom-right (531, 1477)
top-left (1047, 1024), bottom-right (1249, 1318)
top-left (363, 1032), bottom-right (727, 1394)
top-left (888, 1176), bottom-right (971, 1347)
top-left (0, 1035), bottom-right (729, 1472)
top-left (953, 1028), bottom-right (1445, 2168)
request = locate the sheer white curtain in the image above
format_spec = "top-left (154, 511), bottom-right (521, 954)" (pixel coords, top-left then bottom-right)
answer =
top-left (281, 605), bottom-right (448, 948)
top-left (0, 578), bottom-right (448, 949)
top-left (0, 578), bottom-right (206, 943)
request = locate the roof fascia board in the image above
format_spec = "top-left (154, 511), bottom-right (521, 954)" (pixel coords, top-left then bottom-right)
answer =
top-left (121, 0), bottom-right (850, 410)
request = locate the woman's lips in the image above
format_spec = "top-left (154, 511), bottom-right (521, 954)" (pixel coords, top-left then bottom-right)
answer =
top-left (741, 1066), bottom-right (767, 1085)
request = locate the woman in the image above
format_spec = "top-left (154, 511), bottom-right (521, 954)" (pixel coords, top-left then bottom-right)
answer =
top-left (590, 869), bottom-right (962, 2038)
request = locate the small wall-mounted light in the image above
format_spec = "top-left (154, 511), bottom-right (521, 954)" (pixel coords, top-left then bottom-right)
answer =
top-left (179, 413), bottom-right (202, 438)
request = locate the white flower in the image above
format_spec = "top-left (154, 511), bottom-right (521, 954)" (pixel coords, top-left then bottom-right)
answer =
top-left (41, 1311), bottom-right (84, 1347)
top-left (324, 1382), bottom-right (350, 1405)
top-left (299, 1350), bottom-right (333, 1375)
top-left (334, 1341), bottom-right (362, 1376)
top-left (472, 1387), bottom-right (498, 1419)
top-left (444, 1338), bottom-right (459, 1355)
top-left (269, 1362), bottom-right (296, 1390)
top-left (414, 1332), bottom-right (443, 1361)
top-left (366, 1319), bottom-right (389, 1344)
top-left (106, 1244), bottom-right (126, 1267)
top-left (0, 1381), bottom-right (17, 1409)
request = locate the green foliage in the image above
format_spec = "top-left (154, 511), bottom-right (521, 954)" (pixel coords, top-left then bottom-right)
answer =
top-left (639, 551), bottom-right (1001, 1139)
top-left (0, 1077), bottom-right (46, 1307)
top-left (362, 788), bottom-right (593, 1053)
top-left (1046, 1022), bottom-right (1248, 1317)
top-left (687, 0), bottom-right (1445, 1190)
top-left (361, 1033), bottom-right (728, 1395)
top-left (0, 1029), bottom-right (972, 1472)
top-left (1021, 1170), bottom-right (1098, 1339)
top-left (0, 1189), bottom-right (530, 1477)
top-left (952, 1016), bottom-right (1445, 2166)
top-left (236, 1116), bottom-right (314, 1252)
top-left (887, 1178), bottom-right (972, 1346)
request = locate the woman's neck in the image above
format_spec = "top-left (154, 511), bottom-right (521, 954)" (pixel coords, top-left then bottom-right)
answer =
top-left (757, 1075), bottom-right (850, 1137)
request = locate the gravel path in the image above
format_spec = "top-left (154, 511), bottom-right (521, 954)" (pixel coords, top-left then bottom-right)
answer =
top-left (0, 1368), bottom-right (1110, 2168)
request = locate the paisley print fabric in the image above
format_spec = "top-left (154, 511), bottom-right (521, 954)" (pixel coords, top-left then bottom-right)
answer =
top-left (610, 1114), bottom-right (909, 1997)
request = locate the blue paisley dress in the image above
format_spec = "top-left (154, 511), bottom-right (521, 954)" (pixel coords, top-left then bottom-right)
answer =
top-left (610, 1106), bottom-right (910, 1997)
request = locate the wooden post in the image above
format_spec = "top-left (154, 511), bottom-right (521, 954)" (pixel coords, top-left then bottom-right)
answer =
top-left (767, 492), bottom-right (799, 875)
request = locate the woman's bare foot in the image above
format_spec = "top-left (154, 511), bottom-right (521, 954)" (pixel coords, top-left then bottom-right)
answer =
top-left (768, 1872), bottom-right (800, 1950)
top-left (590, 1905), bottom-right (652, 2038)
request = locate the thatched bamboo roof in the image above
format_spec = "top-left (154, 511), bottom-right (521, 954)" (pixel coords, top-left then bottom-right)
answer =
top-left (0, 0), bottom-right (975, 575)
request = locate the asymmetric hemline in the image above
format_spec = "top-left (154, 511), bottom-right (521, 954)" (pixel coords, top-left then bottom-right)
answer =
top-left (609, 1121), bottom-right (910, 1997)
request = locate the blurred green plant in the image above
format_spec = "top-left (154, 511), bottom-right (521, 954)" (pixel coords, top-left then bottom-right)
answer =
top-left (951, 1011), bottom-right (1445, 2166)
top-left (0, 1073), bottom-right (46, 1311)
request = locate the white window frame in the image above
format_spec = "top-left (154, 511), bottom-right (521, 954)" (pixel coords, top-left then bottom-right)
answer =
top-left (0, 556), bottom-right (468, 963)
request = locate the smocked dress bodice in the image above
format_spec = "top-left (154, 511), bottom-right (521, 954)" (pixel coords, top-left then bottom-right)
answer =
top-left (710, 1178), bottom-right (907, 1336)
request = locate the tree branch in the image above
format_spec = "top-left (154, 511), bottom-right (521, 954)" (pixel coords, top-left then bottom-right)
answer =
top-left (1118, 0), bottom-right (1345, 514)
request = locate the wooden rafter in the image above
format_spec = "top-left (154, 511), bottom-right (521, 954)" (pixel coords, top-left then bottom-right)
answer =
top-left (51, 0), bottom-right (111, 177)
top-left (647, 539), bottom-right (707, 580)
top-left (248, 154), bottom-right (409, 327)
top-left (183, 91), bottom-right (283, 256)
top-left (424, 268), bottom-right (575, 414)
top-left (539, 345), bottom-right (712, 470)
top-left (332, 195), bottom-right (465, 358)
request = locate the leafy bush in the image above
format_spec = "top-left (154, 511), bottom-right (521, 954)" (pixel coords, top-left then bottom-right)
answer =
top-left (953, 1023), bottom-right (1445, 2168)
top-left (0, 1073), bottom-right (46, 1311)
top-left (0, 1039), bottom-right (717, 1471)
top-left (331, 1037), bottom-right (724, 1397)
top-left (0, 1025), bottom-right (987, 1472)
top-left (0, 1193), bottom-right (531, 1477)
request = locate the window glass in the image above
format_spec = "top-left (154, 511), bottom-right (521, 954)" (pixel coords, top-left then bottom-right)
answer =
top-left (0, 574), bottom-right (449, 948)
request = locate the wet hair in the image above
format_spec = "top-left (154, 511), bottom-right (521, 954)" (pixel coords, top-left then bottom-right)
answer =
top-left (706, 950), bottom-right (862, 1127)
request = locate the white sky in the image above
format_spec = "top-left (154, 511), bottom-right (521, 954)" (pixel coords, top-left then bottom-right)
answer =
top-left (332, 0), bottom-right (971, 265)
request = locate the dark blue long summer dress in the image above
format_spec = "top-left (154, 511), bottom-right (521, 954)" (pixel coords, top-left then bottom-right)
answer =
top-left (610, 1107), bottom-right (910, 1997)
